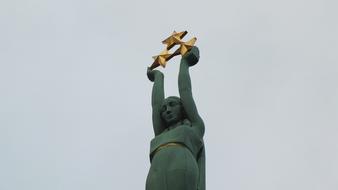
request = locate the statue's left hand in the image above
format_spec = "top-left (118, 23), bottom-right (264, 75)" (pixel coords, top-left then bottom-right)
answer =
top-left (182, 46), bottom-right (200, 67)
top-left (147, 67), bottom-right (163, 82)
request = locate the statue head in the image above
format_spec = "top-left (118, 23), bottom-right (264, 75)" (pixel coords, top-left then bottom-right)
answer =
top-left (160, 96), bottom-right (185, 127)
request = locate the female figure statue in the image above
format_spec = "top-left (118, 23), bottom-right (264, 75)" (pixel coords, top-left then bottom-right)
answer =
top-left (146, 47), bottom-right (205, 190)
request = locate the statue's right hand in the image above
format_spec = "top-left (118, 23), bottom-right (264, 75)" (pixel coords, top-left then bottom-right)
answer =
top-left (147, 67), bottom-right (163, 82)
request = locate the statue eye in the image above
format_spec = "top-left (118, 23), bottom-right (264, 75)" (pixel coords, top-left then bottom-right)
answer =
top-left (169, 101), bottom-right (178, 106)
top-left (161, 105), bottom-right (167, 112)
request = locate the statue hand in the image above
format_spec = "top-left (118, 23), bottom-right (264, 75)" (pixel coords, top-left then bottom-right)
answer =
top-left (147, 67), bottom-right (163, 82)
top-left (182, 46), bottom-right (200, 67)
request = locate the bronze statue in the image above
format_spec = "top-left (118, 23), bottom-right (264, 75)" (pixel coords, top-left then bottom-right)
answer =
top-left (146, 44), bottom-right (205, 190)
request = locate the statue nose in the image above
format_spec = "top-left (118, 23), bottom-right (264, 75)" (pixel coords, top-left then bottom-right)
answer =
top-left (166, 110), bottom-right (172, 114)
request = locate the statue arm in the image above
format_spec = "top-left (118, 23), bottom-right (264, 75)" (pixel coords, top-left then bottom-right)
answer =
top-left (148, 68), bottom-right (166, 135)
top-left (178, 47), bottom-right (205, 137)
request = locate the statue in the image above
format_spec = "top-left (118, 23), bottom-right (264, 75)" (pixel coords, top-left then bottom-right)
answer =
top-left (145, 31), bottom-right (205, 190)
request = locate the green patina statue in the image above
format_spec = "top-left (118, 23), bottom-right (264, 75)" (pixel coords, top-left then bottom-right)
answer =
top-left (146, 46), bottom-right (205, 190)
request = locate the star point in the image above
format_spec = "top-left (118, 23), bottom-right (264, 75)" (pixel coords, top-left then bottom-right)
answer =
top-left (162, 31), bottom-right (188, 50)
top-left (175, 37), bottom-right (197, 55)
top-left (151, 49), bottom-right (172, 68)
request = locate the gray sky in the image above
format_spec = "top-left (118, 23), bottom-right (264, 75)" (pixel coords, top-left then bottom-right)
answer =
top-left (1, 0), bottom-right (338, 189)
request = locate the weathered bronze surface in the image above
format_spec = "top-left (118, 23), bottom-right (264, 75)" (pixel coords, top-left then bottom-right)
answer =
top-left (146, 46), bottom-right (205, 190)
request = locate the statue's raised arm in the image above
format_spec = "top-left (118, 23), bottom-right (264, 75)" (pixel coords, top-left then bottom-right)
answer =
top-left (178, 46), bottom-right (205, 137)
top-left (147, 67), bottom-right (166, 136)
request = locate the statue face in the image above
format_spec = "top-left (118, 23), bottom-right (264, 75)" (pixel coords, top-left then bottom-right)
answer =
top-left (160, 97), bottom-right (183, 126)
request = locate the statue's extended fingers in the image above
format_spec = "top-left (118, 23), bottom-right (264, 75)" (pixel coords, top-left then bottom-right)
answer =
top-left (183, 46), bottom-right (200, 66)
top-left (190, 46), bottom-right (200, 57)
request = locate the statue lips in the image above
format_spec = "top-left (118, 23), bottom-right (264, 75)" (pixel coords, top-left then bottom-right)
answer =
top-left (166, 113), bottom-right (173, 120)
top-left (165, 113), bottom-right (177, 123)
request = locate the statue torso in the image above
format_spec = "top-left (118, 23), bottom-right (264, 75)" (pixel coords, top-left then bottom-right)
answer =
top-left (150, 124), bottom-right (203, 162)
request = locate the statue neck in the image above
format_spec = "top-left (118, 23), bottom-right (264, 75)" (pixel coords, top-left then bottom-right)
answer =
top-left (167, 120), bottom-right (184, 130)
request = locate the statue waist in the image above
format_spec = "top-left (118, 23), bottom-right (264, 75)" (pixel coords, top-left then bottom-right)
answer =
top-left (153, 142), bottom-right (186, 155)
top-left (149, 126), bottom-right (203, 162)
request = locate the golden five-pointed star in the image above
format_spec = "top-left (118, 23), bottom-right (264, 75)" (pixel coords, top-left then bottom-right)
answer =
top-left (174, 37), bottom-right (197, 55)
top-left (162, 31), bottom-right (187, 50)
top-left (152, 49), bottom-right (172, 68)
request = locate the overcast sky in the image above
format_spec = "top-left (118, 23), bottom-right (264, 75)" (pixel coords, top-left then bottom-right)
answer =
top-left (1, 0), bottom-right (338, 190)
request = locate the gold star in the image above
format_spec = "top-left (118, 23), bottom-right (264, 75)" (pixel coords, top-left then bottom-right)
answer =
top-left (151, 49), bottom-right (172, 69)
top-left (174, 37), bottom-right (197, 55)
top-left (162, 31), bottom-right (188, 50)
